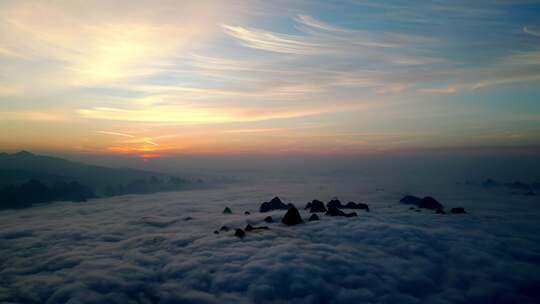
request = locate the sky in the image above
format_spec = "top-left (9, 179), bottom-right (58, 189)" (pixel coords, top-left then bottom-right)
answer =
top-left (1, 0), bottom-right (539, 159)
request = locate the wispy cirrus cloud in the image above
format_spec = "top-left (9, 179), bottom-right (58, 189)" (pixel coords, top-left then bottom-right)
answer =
top-left (0, 110), bottom-right (68, 122)
top-left (523, 26), bottom-right (540, 37)
top-left (0, 84), bottom-right (22, 97)
top-left (77, 99), bottom-right (366, 124)
top-left (222, 14), bottom-right (432, 56)
top-left (417, 85), bottom-right (458, 94)
top-left (503, 50), bottom-right (540, 65)
top-left (294, 14), bottom-right (346, 32)
top-left (97, 130), bottom-right (162, 158)
top-left (96, 131), bottom-right (135, 138)
top-left (221, 24), bottom-right (322, 55)
top-left (0, 0), bottom-right (240, 92)
top-left (1, 1), bottom-right (540, 155)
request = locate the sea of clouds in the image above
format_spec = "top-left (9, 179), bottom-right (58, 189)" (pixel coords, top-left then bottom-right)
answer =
top-left (1, 176), bottom-right (539, 303)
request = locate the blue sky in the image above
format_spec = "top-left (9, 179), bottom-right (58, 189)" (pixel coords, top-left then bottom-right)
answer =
top-left (0, 0), bottom-right (539, 157)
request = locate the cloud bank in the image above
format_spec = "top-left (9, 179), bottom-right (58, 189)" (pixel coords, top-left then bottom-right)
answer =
top-left (1, 177), bottom-right (539, 303)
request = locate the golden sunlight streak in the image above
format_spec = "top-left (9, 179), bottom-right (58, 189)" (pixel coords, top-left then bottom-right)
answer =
top-left (77, 101), bottom-right (366, 124)
top-left (98, 130), bottom-right (166, 159)
top-left (96, 131), bottom-right (135, 138)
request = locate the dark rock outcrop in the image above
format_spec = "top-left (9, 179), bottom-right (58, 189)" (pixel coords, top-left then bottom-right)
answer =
top-left (506, 181), bottom-right (530, 190)
top-left (450, 207), bottom-right (466, 214)
top-left (309, 200), bottom-right (327, 213)
top-left (223, 207), bottom-right (232, 214)
top-left (281, 207), bottom-right (303, 226)
top-left (344, 201), bottom-right (369, 212)
top-left (234, 229), bottom-right (245, 238)
top-left (183, 216), bottom-right (193, 221)
top-left (326, 206), bottom-right (345, 216)
top-left (482, 178), bottom-right (499, 188)
top-left (244, 211), bottom-right (250, 215)
top-left (245, 224), bottom-right (269, 232)
top-left (357, 203), bottom-right (369, 212)
top-left (264, 216), bottom-right (273, 223)
top-left (400, 195), bottom-right (443, 210)
top-left (220, 225), bottom-right (230, 232)
top-left (436, 208), bottom-right (446, 214)
top-left (213, 230), bottom-right (219, 234)
top-left (344, 201), bottom-right (357, 208)
top-left (308, 214), bottom-right (320, 221)
top-left (0, 179), bottom-right (96, 210)
top-left (418, 196), bottom-right (443, 210)
top-left (400, 195), bottom-right (422, 205)
top-left (327, 199), bottom-right (344, 209)
top-left (260, 196), bottom-right (288, 212)
top-left (326, 206), bottom-right (357, 217)
top-left (304, 202), bottom-right (312, 210)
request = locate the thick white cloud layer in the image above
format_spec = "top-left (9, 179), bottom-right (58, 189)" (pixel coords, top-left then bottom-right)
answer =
top-left (1, 177), bottom-right (539, 303)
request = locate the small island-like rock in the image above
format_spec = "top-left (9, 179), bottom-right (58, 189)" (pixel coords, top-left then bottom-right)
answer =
top-left (308, 214), bottom-right (320, 221)
top-left (418, 196), bottom-right (443, 210)
top-left (260, 197), bottom-right (288, 212)
top-left (223, 207), bottom-right (232, 214)
top-left (309, 200), bottom-right (327, 213)
top-left (234, 229), bottom-right (245, 238)
top-left (264, 216), bottom-right (273, 223)
top-left (400, 195), bottom-right (422, 205)
top-left (326, 206), bottom-right (357, 217)
top-left (400, 195), bottom-right (444, 210)
top-left (327, 199), bottom-right (344, 209)
top-left (326, 206), bottom-right (345, 216)
top-left (344, 201), bottom-right (369, 212)
top-left (450, 207), bottom-right (466, 214)
top-left (281, 206), bottom-right (303, 225)
top-left (245, 224), bottom-right (269, 232)
top-left (506, 181), bottom-right (530, 190)
top-left (482, 178), bottom-right (499, 188)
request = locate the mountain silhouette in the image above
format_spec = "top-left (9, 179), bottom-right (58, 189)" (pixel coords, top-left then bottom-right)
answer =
top-left (0, 151), bottom-right (180, 191)
top-left (0, 151), bottom-right (204, 210)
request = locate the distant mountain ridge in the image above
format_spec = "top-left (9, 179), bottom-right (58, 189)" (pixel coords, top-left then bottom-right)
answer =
top-left (0, 151), bottom-right (206, 210)
top-left (0, 151), bottom-right (171, 191)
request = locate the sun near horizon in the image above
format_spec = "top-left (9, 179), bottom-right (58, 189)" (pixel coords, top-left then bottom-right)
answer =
top-left (1, 1), bottom-right (539, 160)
